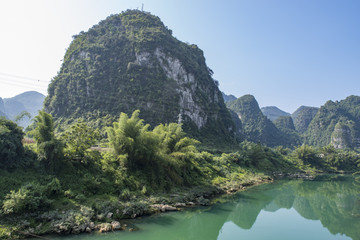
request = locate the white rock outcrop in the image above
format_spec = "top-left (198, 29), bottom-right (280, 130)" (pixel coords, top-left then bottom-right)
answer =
top-left (134, 48), bottom-right (216, 129)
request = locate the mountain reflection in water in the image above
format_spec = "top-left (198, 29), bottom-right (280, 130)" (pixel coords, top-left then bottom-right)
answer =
top-left (54, 175), bottom-right (360, 240)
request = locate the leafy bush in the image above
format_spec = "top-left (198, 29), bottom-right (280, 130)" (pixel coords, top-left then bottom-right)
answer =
top-left (0, 118), bottom-right (26, 170)
top-left (2, 183), bottom-right (50, 215)
top-left (32, 111), bottom-right (64, 173)
top-left (61, 121), bottom-right (100, 163)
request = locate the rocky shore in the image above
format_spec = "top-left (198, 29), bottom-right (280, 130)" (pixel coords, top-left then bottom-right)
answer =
top-left (2, 176), bottom-right (273, 239)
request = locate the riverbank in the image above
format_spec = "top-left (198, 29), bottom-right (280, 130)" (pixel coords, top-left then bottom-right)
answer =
top-left (0, 172), bottom-right (274, 239)
top-left (1, 135), bottom-right (359, 239)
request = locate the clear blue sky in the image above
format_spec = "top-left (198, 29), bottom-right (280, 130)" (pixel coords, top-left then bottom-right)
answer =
top-left (0, 0), bottom-right (359, 113)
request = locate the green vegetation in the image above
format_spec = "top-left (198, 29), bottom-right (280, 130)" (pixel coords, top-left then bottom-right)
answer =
top-left (226, 95), bottom-right (298, 147)
top-left (228, 95), bottom-right (360, 150)
top-left (44, 9), bottom-right (235, 146)
top-left (305, 96), bottom-right (360, 147)
top-left (0, 118), bottom-right (30, 170)
top-left (1, 8), bottom-right (360, 239)
top-left (291, 106), bottom-right (319, 133)
top-left (274, 116), bottom-right (302, 146)
top-left (32, 111), bottom-right (64, 173)
top-left (1, 110), bottom-right (359, 239)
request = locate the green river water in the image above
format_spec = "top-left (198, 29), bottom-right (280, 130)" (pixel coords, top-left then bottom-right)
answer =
top-left (54, 175), bottom-right (360, 240)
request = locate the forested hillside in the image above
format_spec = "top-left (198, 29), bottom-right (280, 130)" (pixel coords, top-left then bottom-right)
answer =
top-left (44, 10), bottom-right (235, 144)
top-left (305, 96), bottom-right (360, 148)
top-left (291, 106), bottom-right (319, 133)
top-left (1, 9), bottom-right (360, 239)
top-left (226, 95), bottom-right (298, 147)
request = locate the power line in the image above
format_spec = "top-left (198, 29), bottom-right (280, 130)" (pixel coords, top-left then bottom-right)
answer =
top-left (0, 77), bottom-right (49, 87)
top-left (0, 79), bottom-right (47, 92)
top-left (0, 72), bottom-right (50, 83)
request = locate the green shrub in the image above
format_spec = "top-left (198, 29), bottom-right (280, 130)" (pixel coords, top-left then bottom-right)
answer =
top-left (2, 183), bottom-right (50, 215)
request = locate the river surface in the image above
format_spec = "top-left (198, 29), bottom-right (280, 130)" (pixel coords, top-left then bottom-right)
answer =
top-left (54, 175), bottom-right (360, 240)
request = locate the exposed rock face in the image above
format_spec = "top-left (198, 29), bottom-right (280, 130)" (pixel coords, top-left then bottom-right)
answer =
top-left (44, 10), bottom-right (235, 142)
top-left (261, 106), bottom-right (290, 121)
top-left (305, 96), bottom-right (360, 147)
top-left (291, 106), bottom-right (319, 133)
top-left (134, 48), bottom-right (208, 128)
top-left (331, 122), bottom-right (353, 149)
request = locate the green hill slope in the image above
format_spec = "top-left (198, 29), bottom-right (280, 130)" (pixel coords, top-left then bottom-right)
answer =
top-left (44, 10), bottom-right (235, 144)
top-left (291, 106), bottom-right (319, 133)
top-left (305, 95), bottom-right (360, 148)
top-left (226, 95), bottom-right (296, 147)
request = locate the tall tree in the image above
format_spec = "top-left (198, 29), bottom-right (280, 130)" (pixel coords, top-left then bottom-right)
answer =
top-left (106, 110), bottom-right (159, 170)
top-left (0, 118), bottom-right (25, 169)
top-left (61, 121), bottom-right (100, 163)
top-left (33, 111), bottom-right (63, 172)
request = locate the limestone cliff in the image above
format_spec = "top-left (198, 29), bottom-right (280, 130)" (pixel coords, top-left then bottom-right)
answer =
top-left (331, 122), bottom-right (353, 149)
top-left (305, 96), bottom-right (360, 147)
top-left (44, 10), bottom-right (235, 142)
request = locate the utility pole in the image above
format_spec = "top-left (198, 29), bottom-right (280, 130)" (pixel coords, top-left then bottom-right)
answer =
top-left (141, 3), bottom-right (144, 12)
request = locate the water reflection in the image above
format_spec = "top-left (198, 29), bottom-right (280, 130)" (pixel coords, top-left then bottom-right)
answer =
top-left (220, 175), bottom-right (360, 240)
top-left (54, 176), bottom-right (360, 240)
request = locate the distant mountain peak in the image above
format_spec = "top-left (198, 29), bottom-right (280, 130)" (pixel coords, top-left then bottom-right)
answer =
top-left (261, 106), bottom-right (290, 121)
top-left (221, 92), bottom-right (237, 102)
top-left (226, 95), bottom-right (300, 147)
top-left (1, 91), bottom-right (45, 128)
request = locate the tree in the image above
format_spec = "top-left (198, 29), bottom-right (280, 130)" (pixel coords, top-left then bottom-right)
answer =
top-left (14, 111), bottom-right (31, 125)
top-left (0, 118), bottom-right (25, 169)
top-left (106, 110), bottom-right (159, 170)
top-left (293, 145), bottom-right (321, 167)
top-left (33, 111), bottom-right (63, 172)
top-left (60, 121), bottom-right (100, 163)
top-left (153, 123), bottom-right (184, 153)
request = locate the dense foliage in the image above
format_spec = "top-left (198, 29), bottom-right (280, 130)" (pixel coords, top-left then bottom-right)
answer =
top-left (1, 8), bottom-right (360, 238)
top-left (305, 96), bottom-right (360, 147)
top-left (32, 111), bottom-right (64, 173)
top-left (0, 118), bottom-right (28, 170)
top-left (61, 121), bottom-right (100, 163)
top-left (274, 116), bottom-right (302, 146)
top-left (0, 110), bottom-right (359, 238)
top-left (44, 10), bottom-right (235, 145)
top-left (291, 106), bottom-right (319, 133)
top-left (226, 95), bottom-right (297, 147)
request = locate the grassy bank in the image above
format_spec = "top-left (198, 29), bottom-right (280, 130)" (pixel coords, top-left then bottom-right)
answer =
top-left (1, 112), bottom-right (360, 239)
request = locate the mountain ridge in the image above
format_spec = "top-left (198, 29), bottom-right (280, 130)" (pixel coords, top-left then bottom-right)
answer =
top-left (261, 106), bottom-right (290, 121)
top-left (1, 91), bottom-right (45, 128)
